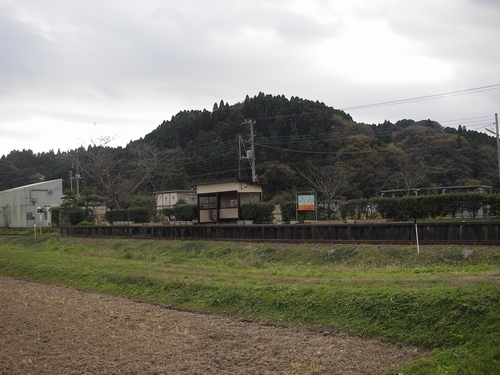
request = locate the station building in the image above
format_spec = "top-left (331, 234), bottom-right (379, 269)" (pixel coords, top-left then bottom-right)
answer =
top-left (195, 179), bottom-right (262, 223)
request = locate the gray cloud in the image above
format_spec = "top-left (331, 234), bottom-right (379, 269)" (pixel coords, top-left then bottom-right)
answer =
top-left (0, 0), bottom-right (499, 155)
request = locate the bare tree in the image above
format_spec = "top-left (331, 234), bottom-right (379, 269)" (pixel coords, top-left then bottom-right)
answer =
top-left (296, 160), bottom-right (351, 218)
top-left (385, 148), bottom-right (427, 196)
top-left (79, 138), bottom-right (177, 209)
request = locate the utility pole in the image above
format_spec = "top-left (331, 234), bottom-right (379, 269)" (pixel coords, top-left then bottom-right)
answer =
top-left (486, 113), bottom-right (500, 183)
top-left (249, 119), bottom-right (256, 183)
top-left (496, 113), bottom-right (500, 183)
top-left (241, 119), bottom-right (257, 182)
top-left (76, 149), bottom-right (81, 197)
top-left (238, 135), bottom-right (242, 180)
top-left (69, 170), bottom-right (73, 191)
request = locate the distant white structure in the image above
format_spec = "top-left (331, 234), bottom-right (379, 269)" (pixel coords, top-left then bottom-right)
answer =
top-left (155, 190), bottom-right (197, 211)
top-left (0, 179), bottom-right (63, 228)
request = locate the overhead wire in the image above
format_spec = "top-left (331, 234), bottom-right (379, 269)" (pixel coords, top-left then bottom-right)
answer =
top-left (5, 85), bottom-right (498, 185)
top-left (340, 84), bottom-right (500, 111)
top-left (117, 85), bottom-right (500, 164)
top-left (142, 86), bottom-right (500, 181)
top-left (438, 115), bottom-right (493, 124)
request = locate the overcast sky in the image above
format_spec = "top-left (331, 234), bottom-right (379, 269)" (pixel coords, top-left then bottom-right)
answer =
top-left (1, 0), bottom-right (500, 156)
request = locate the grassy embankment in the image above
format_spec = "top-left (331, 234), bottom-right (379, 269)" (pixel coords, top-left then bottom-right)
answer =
top-left (0, 229), bottom-right (499, 374)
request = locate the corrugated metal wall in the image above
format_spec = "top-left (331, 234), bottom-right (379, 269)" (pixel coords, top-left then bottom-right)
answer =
top-left (0, 179), bottom-right (63, 228)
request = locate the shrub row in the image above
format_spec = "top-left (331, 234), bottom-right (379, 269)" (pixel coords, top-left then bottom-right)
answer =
top-left (162, 204), bottom-right (198, 221)
top-left (105, 208), bottom-right (151, 223)
top-left (81, 193), bottom-right (500, 225)
top-left (279, 193), bottom-right (500, 222)
top-left (241, 202), bottom-right (275, 224)
top-left (280, 201), bottom-right (297, 222)
top-left (351, 193), bottom-right (500, 221)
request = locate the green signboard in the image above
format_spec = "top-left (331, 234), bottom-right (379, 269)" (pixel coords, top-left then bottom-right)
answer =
top-left (297, 194), bottom-right (315, 211)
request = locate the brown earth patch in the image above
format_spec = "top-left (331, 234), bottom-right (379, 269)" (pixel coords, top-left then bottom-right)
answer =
top-left (0, 277), bottom-right (427, 374)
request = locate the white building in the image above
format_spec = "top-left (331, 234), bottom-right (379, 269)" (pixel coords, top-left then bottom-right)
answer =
top-left (155, 190), bottom-right (197, 210)
top-left (0, 179), bottom-right (63, 228)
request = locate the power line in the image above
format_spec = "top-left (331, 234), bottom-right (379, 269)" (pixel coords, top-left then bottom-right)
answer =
top-left (438, 115), bottom-right (492, 124)
top-left (255, 142), bottom-right (334, 154)
top-left (340, 84), bottom-right (500, 111)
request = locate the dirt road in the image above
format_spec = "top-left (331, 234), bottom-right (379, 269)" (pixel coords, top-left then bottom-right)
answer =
top-left (0, 277), bottom-right (426, 374)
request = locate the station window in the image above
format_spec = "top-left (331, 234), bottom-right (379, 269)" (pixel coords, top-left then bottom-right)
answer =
top-left (220, 191), bottom-right (238, 208)
top-left (240, 192), bottom-right (261, 204)
top-left (199, 195), bottom-right (217, 209)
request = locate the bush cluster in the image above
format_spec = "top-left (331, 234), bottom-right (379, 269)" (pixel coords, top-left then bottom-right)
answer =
top-left (162, 204), bottom-right (197, 222)
top-left (67, 209), bottom-right (84, 225)
top-left (279, 201), bottom-right (296, 222)
top-left (105, 208), bottom-right (151, 224)
top-left (372, 193), bottom-right (500, 221)
top-left (309, 193), bottom-right (500, 221)
top-left (241, 202), bottom-right (275, 224)
top-left (71, 192), bottom-right (500, 226)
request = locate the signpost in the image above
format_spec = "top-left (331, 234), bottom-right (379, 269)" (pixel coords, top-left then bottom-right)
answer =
top-left (36, 206), bottom-right (45, 235)
top-left (296, 192), bottom-right (317, 221)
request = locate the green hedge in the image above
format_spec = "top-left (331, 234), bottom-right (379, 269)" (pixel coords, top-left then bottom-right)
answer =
top-left (283, 194), bottom-right (499, 222)
top-left (372, 193), bottom-right (495, 221)
top-left (162, 204), bottom-right (197, 221)
top-left (241, 202), bottom-right (275, 224)
top-left (296, 193), bottom-right (500, 221)
top-left (488, 194), bottom-right (500, 216)
top-left (68, 209), bottom-right (84, 225)
top-left (280, 201), bottom-right (296, 222)
top-left (105, 208), bottom-right (151, 224)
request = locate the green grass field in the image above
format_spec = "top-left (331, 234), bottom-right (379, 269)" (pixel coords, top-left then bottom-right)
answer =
top-left (1, 230), bottom-right (499, 374)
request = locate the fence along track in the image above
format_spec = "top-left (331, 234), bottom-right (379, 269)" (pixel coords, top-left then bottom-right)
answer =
top-left (60, 221), bottom-right (500, 245)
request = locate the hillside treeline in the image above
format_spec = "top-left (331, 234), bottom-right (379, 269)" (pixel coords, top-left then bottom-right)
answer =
top-left (0, 93), bottom-right (498, 207)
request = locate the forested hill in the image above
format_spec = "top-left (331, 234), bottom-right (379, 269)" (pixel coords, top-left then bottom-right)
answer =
top-left (1, 93), bottom-right (498, 204)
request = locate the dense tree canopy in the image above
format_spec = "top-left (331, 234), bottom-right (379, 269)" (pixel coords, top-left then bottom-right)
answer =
top-left (1, 93), bottom-right (498, 205)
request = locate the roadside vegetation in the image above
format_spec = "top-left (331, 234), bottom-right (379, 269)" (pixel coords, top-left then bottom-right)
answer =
top-left (0, 230), bottom-right (499, 374)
